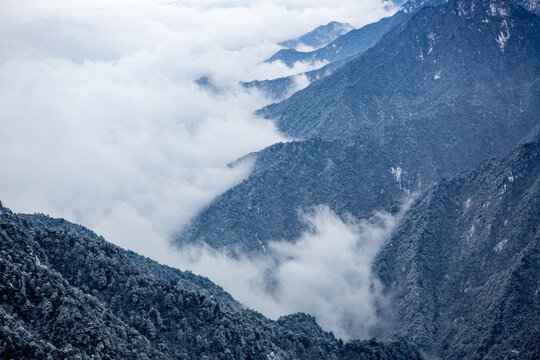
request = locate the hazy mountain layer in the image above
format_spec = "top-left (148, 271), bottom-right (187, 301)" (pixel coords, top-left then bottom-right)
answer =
top-left (249, 0), bottom-right (537, 102)
top-left (241, 59), bottom-right (347, 101)
top-left (278, 21), bottom-right (353, 50)
top-left (374, 139), bottom-right (540, 359)
top-left (250, 0), bottom-right (442, 101)
top-left (264, 0), bottom-right (445, 67)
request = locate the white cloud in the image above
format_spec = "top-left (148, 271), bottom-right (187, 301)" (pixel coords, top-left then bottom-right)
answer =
top-left (0, 0), bottom-right (396, 265)
top-left (171, 201), bottom-right (412, 340)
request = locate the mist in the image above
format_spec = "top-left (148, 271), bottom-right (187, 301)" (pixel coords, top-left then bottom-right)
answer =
top-left (0, 0), bottom-right (397, 261)
top-left (0, 0), bottom-right (402, 339)
top-left (172, 200), bottom-right (413, 340)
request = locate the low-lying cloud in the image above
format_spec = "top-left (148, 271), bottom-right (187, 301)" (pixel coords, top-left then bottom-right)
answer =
top-left (172, 201), bottom-right (412, 340)
top-left (1, 0), bottom-right (402, 338)
top-left (0, 0), bottom-right (396, 260)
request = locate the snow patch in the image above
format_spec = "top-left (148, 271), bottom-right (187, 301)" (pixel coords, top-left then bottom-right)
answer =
top-left (458, 2), bottom-right (467, 16)
top-left (391, 166), bottom-right (403, 189)
top-left (34, 256), bottom-right (49, 270)
top-left (391, 167), bottom-right (402, 182)
top-left (257, 236), bottom-right (267, 253)
top-left (427, 32), bottom-right (435, 55)
top-left (494, 239), bottom-right (508, 253)
top-left (489, 2), bottom-right (509, 16)
top-left (496, 20), bottom-right (510, 51)
top-left (508, 171), bottom-right (514, 182)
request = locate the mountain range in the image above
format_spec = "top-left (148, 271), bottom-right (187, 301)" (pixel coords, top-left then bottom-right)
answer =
top-left (249, 0), bottom-right (538, 101)
top-left (3, 0), bottom-right (539, 358)
top-left (180, 0), bottom-right (540, 255)
top-left (247, 0), bottom-right (445, 100)
top-left (0, 202), bottom-right (422, 359)
top-left (265, 0), bottom-right (446, 68)
top-left (260, 0), bottom-right (540, 141)
top-left (3, 139), bottom-right (537, 359)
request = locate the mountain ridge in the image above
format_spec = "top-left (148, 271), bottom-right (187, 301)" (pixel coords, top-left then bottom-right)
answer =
top-left (264, 0), bottom-right (445, 67)
top-left (178, 0), bottom-right (540, 255)
top-left (373, 138), bottom-right (540, 358)
top-left (278, 21), bottom-right (353, 50)
top-left (0, 201), bottom-right (423, 359)
top-left (260, 0), bottom-right (540, 142)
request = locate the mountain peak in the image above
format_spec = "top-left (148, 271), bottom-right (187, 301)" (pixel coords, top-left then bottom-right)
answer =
top-left (277, 21), bottom-right (353, 51)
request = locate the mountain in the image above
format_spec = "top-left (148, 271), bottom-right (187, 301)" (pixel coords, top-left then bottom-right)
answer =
top-left (373, 138), bottom-right (540, 359)
top-left (0, 202), bottom-right (423, 359)
top-left (19, 213), bottom-right (239, 309)
top-left (247, 2), bottom-right (422, 100)
top-left (125, 250), bottom-right (242, 309)
top-left (278, 21), bottom-right (353, 50)
top-left (242, 59), bottom-right (346, 102)
top-left (260, 0), bottom-right (540, 142)
top-left (264, 0), bottom-right (445, 68)
top-left (178, 0), bottom-right (540, 254)
top-left (249, 0), bottom-right (537, 101)
top-left (176, 139), bottom-right (414, 254)
top-left (512, 0), bottom-right (540, 15)
top-left (265, 13), bottom-right (404, 67)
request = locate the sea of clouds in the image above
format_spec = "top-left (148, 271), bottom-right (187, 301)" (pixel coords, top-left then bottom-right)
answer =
top-left (0, 0), bottom-right (399, 339)
top-left (175, 202), bottom-right (412, 339)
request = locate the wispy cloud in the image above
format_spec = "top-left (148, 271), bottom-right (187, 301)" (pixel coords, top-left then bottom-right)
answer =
top-left (172, 200), bottom-right (412, 339)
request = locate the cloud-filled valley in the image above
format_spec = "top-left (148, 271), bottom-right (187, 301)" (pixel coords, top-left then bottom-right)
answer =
top-left (173, 201), bottom-right (413, 340)
top-left (0, 0), bottom-right (398, 337)
top-left (2, 0), bottom-right (539, 357)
